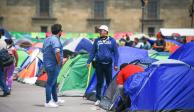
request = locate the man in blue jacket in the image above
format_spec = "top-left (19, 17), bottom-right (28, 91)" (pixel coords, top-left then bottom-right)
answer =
top-left (87, 25), bottom-right (119, 106)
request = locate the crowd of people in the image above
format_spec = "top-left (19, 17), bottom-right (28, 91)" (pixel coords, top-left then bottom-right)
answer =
top-left (118, 32), bottom-right (167, 52)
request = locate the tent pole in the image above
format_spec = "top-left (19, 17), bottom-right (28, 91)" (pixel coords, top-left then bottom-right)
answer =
top-left (86, 63), bottom-right (92, 88)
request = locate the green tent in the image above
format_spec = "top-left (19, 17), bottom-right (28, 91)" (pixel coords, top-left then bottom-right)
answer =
top-left (57, 54), bottom-right (95, 95)
top-left (149, 52), bottom-right (170, 60)
top-left (16, 49), bottom-right (28, 68)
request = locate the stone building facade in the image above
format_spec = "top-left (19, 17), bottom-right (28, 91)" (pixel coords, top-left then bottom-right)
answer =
top-left (0, 0), bottom-right (192, 36)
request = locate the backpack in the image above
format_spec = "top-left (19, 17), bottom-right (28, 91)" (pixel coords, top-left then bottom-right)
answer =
top-left (0, 48), bottom-right (14, 67)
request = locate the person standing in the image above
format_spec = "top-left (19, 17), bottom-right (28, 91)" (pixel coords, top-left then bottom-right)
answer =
top-left (87, 25), bottom-right (119, 106)
top-left (4, 39), bottom-right (18, 91)
top-left (0, 29), bottom-right (10, 97)
top-left (43, 24), bottom-right (64, 108)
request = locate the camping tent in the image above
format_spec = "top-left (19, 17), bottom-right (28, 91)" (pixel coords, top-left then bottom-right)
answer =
top-left (124, 59), bottom-right (194, 111)
top-left (57, 53), bottom-right (95, 95)
top-left (99, 58), bottom-right (157, 111)
top-left (148, 50), bottom-right (170, 60)
top-left (63, 37), bottom-right (92, 53)
top-left (35, 72), bottom-right (47, 87)
top-left (126, 41), bottom-right (194, 111)
top-left (16, 49), bottom-right (29, 67)
top-left (169, 42), bottom-right (194, 68)
top-left (15, 39), bottom-right (33, 48)
top-left (17, 48), bottom-right (43, 84)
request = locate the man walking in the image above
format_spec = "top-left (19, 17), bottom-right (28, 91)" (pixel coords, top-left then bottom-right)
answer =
top-left (43, 24), bottom-right (64, 107)
top-left (87, 25), bottom-right (119, 106)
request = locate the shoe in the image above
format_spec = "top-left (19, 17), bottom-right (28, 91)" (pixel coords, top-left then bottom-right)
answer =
top-left (2, 92), bottom-right (11, 97)
top-left (44, 101), bottom-right (58, 108)
top-left (55, 98), bottom-right (65, 105)
top-left (109, 103), bottom-right (114, 110)
top-left (94, 100), bottom-right (100, 106)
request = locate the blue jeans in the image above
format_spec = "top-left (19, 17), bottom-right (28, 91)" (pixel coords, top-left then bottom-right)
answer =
top-left (96, 62), bottom-right (112, 100)
top-left (45, 65), bottom-right (60, 103)
top-left (0, 66), bottom-right (9, 94)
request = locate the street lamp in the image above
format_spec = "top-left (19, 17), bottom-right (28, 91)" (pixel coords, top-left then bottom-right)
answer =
top-left (189, 0), bottom-right (194, 27)
top-left (141, 0), bottom-right (149, 33)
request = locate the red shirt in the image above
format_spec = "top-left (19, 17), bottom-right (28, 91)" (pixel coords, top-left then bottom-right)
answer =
top-left (116, 64), bottom-right (144, 85)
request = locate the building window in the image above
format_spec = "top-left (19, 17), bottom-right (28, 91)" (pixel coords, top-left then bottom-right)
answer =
top-left (148, 27), bottom-right (155, 37)
top-left (0, 17), bottom-right (3, 26)
top-left (147, 0), bottom-right (158, 19)
top-left (41, 26), bottom-right (48, 32)
top-left (39, 0), bottom-right (50, 17)
top-left (94, 0), bottom-right (105, 18)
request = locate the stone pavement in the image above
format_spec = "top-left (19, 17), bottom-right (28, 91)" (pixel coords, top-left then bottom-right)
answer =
top-left (0, 81), bottom-right (106, 112)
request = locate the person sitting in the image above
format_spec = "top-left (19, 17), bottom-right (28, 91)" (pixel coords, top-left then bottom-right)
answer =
top-left (132, 38), bottom-right (142, 48)
top-left (153, 32), bottom-right (166, 52)
top-left (119, 38), bottom-right (126, 47)
top-left (125, 34), bottom-right (133, 47)
top-left (140, 37), bottom-right (151, 50)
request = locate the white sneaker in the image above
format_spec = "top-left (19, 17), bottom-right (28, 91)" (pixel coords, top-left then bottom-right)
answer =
top-left (55, 99), bottom-right (65, 105)
top-left (109, 103), bottom-right (114, 110)
top-left (94, 100), bottom-right (101, 106)
top-left (44, 101), bottom-right (58, 108)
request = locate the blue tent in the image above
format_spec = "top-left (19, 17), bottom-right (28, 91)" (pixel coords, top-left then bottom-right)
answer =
top-left (165, 39), bottom-right (183, 46)
top-left (85, 47), bottom-right (149, 101)
top-left (124, 59), bottom-right (194, 111)
top-left (147, 38), bottom-right (183, 47)
top-left (169, 42), bottom-right (194, 68)
top-left (63, 37), bottom-right (92, 53)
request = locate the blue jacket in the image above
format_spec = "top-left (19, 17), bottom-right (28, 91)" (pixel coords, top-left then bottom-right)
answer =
top-left (87, 36), bottom-right (119, 66)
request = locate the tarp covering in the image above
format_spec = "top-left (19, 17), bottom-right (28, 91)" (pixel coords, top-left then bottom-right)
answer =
top-left (124, 59), bottom-right (194, 111)
top-left (160, 28), bottom-right (194, 36)
top-left (169, 42), bottom-right (194, 68)
top-left (57, 54), bottom-right (95, 95)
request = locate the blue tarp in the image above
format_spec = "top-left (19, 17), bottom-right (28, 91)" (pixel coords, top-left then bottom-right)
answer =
top-left (124, 60), bottom-right (194, 111)
top-left (169, 42), bottom-right (194, 68)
